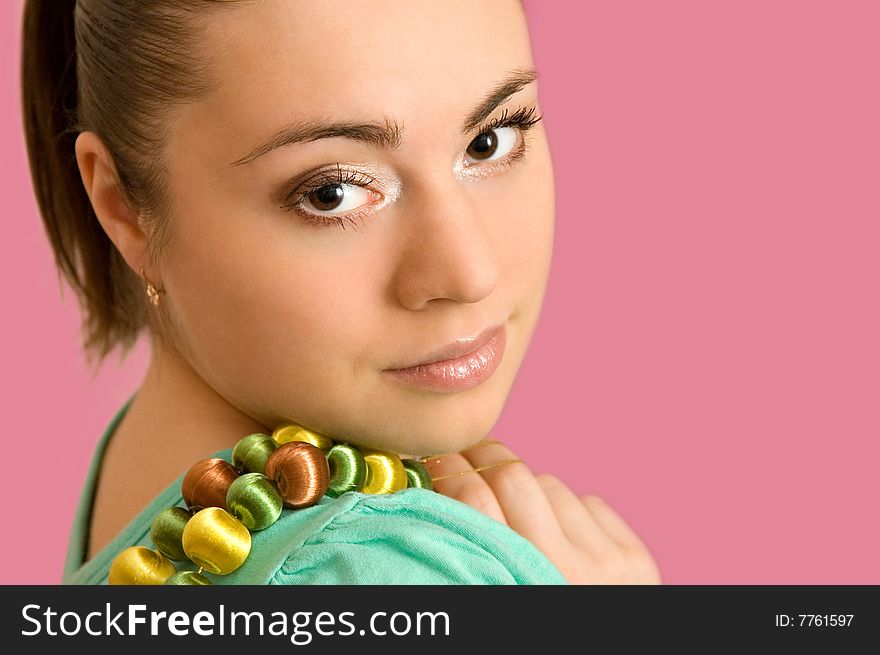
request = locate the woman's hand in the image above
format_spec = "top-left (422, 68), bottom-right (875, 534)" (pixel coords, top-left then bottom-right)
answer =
top-left (423, 438), bottom-right (662, 585)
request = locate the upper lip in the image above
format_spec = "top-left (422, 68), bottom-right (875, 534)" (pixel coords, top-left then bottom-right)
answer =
top-left (384, 323), bottom-right (504, 370)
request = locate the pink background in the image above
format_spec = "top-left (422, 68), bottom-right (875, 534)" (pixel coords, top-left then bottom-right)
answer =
top-left (3, 0), bottom-right (878, 584)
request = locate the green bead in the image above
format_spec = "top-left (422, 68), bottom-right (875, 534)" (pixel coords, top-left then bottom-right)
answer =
top-left (226, 472), bottom-right (283, 530)
top-left (150, 507), bottom-right (192, 561)
top-left (164, 571), bottom-right (213, 585)
top-left (232, 433), bottom-right (278, 474)
top-left (326, 443), bottom-right (368, 497)
top-left (403, 458), bottom-right (433, 491)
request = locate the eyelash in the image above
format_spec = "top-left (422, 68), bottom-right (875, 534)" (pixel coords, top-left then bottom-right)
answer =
top-left (280, 104), bottom-right (544, 230)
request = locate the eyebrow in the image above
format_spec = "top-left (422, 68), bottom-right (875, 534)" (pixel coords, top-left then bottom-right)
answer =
top-left (229, 66), bottom-right (538, 166)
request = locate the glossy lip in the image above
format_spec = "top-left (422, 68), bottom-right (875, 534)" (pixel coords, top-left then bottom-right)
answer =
top-left (381, 324), bottom-right (506, 394)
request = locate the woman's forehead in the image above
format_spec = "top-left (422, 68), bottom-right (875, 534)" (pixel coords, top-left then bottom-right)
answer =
top-left (198, 0), bottom-right (530, 100)
top-left (173, 0), bottom-right (533, 166)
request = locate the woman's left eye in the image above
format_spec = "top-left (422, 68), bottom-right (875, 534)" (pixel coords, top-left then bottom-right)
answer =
top-left (464, 125), bottom-right (520, 165)
top-left (460, 105), bottom-right (543, 174)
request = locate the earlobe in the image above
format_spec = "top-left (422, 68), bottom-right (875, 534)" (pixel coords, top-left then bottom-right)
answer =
top-left (74, 131), bottom-right (149, 274)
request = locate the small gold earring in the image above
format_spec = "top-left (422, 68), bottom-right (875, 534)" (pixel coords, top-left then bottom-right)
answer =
top-left (141, 268), bottom-right (165, 307)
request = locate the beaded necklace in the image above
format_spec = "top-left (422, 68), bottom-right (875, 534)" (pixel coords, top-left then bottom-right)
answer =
top-left (108, 421), bottom-right (434, 585)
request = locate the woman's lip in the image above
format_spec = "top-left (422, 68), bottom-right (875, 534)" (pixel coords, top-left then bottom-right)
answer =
top-left (381, 325), bottom-right (506, 393)
top-left (385, 323), bottom-right (505, 370)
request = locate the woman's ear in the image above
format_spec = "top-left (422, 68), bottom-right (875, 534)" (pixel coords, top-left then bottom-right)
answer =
top-left (74, 131), bottom-right (151, 275)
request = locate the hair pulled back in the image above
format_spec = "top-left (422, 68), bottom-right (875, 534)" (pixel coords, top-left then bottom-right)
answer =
top-left (21, 0), bottom-right (237, 371)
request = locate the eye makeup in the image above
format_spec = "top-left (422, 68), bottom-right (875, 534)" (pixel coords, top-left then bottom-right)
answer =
top-left (279, 162), bottom-right (402, 230)
top-left (278, 103), bottom-right (543, 230)
top-left (454, 105), bottom-right (543, 181)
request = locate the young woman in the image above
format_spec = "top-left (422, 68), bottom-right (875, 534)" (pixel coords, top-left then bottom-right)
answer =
top-left (22, 0), bottom-right (661, 585)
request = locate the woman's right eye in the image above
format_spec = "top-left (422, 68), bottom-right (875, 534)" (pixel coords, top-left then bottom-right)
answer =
top-left (280, 167), bottom-right (386, 229)
top-left (300, 182), bottom-right (381, 215)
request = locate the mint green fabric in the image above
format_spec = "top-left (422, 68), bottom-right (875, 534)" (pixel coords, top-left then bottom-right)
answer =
top-left (63, 395), bottom-right (568, 585)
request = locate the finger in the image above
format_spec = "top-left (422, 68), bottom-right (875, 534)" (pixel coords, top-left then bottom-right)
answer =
top-left (421, 447), bottom-right (508, 526)
top-left (581, 494), bottom-right (651, 553)
top-left (458, 439), bottom-right (567, 551)
top-left (535, 474), bottom-right (619, 559)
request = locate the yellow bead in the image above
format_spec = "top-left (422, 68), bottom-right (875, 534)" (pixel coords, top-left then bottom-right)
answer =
top-left (360, 448), bottom-right (408, 494)
top-left (108, 546), bottom-right (176, 585)
top-left (182, 507), bottom-right (251, 575)
top-left (272, 422), bottom-right (334, 451)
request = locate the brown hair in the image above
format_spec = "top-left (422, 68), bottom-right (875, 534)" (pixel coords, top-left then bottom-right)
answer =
top-left (20, 0), bottom-right (236, 373)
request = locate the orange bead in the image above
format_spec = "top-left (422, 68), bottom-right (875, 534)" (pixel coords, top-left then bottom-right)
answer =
top-left (181, 458), bottom-right (239, 511)
top-left (264, 441), bottom-right (329, 508)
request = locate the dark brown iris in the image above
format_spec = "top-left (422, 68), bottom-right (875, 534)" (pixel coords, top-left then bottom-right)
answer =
top-left (309, 185), bottom-right (345, 211)
top-left (466, 131), bottom-right (498, 160)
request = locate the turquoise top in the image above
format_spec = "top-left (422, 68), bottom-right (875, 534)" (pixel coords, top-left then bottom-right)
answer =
top-left (63, 395), bottom-right (568, 585)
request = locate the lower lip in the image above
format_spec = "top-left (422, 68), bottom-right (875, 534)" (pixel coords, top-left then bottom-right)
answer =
top-left (382, 326), bottom-right (506, 393)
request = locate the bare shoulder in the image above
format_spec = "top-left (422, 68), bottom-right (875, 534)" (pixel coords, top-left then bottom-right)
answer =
top-left (86, 419), bottom-right (176, 560)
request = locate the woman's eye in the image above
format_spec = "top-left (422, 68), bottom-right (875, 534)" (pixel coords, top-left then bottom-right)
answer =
top-left (283, 107), bottom-right (540, 229)
top-left (464, 126), bottom-right (519, 165)
top-left (301, 183), bottom-right (379, 215)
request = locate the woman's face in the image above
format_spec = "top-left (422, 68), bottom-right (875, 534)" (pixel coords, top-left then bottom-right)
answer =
top-left (160, 0), bottom-right (554, 455)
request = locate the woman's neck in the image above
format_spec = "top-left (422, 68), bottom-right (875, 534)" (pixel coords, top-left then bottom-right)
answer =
top-left (127, 338), bottom-right (272, 460)
top-left (86, 338), bottom-right (270, 561)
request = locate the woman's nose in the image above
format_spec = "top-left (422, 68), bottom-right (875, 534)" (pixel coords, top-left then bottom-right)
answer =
top-left (391, 180), bottom-right (500, 311)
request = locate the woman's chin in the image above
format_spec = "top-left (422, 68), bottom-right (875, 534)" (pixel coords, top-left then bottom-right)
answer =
top-left (357, 419), bottom-right (501, 458)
